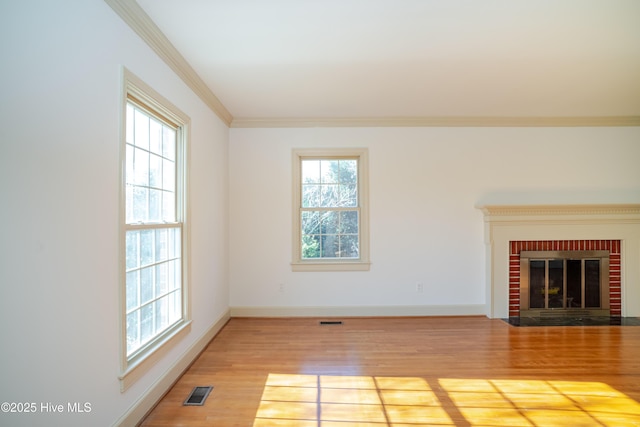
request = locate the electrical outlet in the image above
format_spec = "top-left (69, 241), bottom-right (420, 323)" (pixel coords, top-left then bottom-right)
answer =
top-left (416, 282), bottom-right (424, 293)
top-left (278, 283), bottom-right (285, 293)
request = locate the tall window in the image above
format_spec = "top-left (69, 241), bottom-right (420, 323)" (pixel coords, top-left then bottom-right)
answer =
top-left (121, 70), bottom-right (190, 386)
top-left (292, 149), bottom-right (370, 271)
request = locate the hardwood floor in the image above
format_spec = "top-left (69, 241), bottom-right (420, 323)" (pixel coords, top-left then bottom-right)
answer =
top-left (140, 316), bottom-right (640, 426)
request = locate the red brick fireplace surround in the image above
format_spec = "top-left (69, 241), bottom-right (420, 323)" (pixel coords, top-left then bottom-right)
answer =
top-left (509, 240), bottom-right (621, 317)
top-left (478, 204), bottom-right (640, 319)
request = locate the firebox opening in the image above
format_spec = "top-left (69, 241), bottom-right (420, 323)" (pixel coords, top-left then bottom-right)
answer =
top-left (520, 250), bottom-right (610, 318)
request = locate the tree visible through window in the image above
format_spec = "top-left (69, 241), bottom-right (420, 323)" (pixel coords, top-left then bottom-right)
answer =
top-left (292, 148), bottom-right (370, 271)
top-left (301, 159), bottom-right (359, 259)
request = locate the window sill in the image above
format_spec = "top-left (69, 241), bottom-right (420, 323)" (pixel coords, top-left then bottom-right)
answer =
top-left (119, 320), bottom-right (191, 392)
top-left (291, 261), bottom-right (371, 272)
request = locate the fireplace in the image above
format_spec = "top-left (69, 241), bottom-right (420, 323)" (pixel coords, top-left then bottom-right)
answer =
top-left (510, 240), bottom-right (619, 318)
top-left (478, 204), bottom-right (640, 319)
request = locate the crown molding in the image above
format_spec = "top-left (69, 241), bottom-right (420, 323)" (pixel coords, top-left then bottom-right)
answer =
top-left (105, 1), bottom-right (640, 130)
top-left (104, 0), bottom-right (233, 126)
top-left (230, 116), bottom-right (640, 128)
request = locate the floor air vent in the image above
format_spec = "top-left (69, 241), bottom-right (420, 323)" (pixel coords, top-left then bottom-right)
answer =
top-left (184, 386), bottom-right (213, 406)
top-left (319, 320), bottom-right (343, 325)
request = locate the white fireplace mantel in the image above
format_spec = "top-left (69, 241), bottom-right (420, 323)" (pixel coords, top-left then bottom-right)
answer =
top-left (478, 203), bottom-right (640, 221)
top-left (477, 204), bottom-right (640, 318)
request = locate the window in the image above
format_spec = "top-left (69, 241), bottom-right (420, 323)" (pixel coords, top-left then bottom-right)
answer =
top-left (120, 69), bottom-right (190, 388)
top-left (292, 148), bottom-right (370, 271)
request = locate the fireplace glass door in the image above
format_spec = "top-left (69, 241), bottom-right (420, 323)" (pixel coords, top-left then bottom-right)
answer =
top-left (520, 251), bottom-right (609, 316)
top-left (529, 259), bottom-right (567, 309)
top-left (529, 259), bottom-right (598, 310)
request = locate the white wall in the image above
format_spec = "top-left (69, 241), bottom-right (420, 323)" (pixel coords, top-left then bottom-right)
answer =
top-left (0, 1), bottom-right (229, 426)
top-left (229, 127), bottom-right (640, 315)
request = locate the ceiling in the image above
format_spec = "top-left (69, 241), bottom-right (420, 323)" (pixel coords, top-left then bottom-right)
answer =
top-left (127, 0), bottom-right (640, 126)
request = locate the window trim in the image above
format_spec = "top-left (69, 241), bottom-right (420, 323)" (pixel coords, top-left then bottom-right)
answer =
top-left (119, 68), bottom-right (191, 391)
top-left (292, 148), bottom-right (370, 272)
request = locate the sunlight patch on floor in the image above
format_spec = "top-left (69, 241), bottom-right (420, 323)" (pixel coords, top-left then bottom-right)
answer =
top-left (253, 374), bottom-right (640, 426)
top-left (441, 378), bottom-right (640, 427)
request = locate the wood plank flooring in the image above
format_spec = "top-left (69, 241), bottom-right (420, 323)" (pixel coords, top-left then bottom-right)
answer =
top-left (139, 316), bottom-right (640, 426)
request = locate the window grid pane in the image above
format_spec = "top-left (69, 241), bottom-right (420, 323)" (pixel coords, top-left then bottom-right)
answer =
top-left (126, 102), bottom-right (177, 225)
top-left (125, 227), bottom-right (182, 356)
top-left (300, 157), bottom-right (360, 260)
top-left (301, 159), bottom-right (358, 209)
top-left (125, 99), bottom-right (183, 359)
top-left (125, 228), bottom-right (181, 300)
top-left (301, 209), bottom-right (359, 259)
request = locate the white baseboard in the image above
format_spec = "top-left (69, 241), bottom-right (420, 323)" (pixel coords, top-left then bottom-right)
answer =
top-left (230, 305), bottom-right (487, 318)
top-left (113, 309), bottom-right (231, 427)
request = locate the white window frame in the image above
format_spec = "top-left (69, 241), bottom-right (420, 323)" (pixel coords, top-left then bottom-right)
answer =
top-left (292, 148), bottom-right (370, 272)
top-left (119, 68), bottom-right (191, 391)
